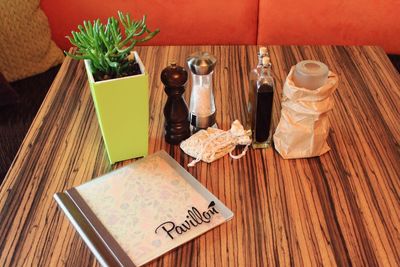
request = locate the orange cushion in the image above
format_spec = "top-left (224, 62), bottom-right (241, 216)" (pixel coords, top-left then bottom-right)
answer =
top-left (257, 0), bottom-right (400, 54)
top-left (41, 0), bottom-right (258, 50)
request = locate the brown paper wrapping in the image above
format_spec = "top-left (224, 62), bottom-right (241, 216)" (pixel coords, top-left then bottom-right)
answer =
top-left (273, 66), bottom-right (338, 159)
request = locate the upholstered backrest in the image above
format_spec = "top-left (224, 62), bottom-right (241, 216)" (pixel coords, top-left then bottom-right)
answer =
top-left (41, 0), bottom-right (259, 50)
top-left (257, 0), bottom-right (400, 54)
top-left (0, 0), bottom-right (64, 81)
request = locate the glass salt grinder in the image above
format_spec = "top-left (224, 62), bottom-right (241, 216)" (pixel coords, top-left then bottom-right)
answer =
top-left (187, 52), bottom-right (217, 130)
top-left (250, 56), bottom-right (275, 149)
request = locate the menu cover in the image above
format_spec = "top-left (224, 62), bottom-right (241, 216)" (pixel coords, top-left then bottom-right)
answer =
top-left (54, 150), bottom-right (233, 267)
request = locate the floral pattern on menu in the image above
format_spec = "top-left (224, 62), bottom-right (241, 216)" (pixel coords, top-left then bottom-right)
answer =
top-left (77, 152), bottom-right (227, 266)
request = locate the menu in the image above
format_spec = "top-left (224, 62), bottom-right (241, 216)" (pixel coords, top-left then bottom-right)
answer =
top-left (54, 150), bottom-right (233, 267)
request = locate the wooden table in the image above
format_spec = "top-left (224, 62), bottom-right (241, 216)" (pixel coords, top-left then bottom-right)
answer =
top-left (0, 46), bottom-right (399, 266)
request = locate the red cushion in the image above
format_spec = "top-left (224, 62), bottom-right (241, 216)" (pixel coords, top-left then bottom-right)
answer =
top-left (257, 0), bottom-right (400, 54)
top-left (41, 0), bottom-right (259, 50)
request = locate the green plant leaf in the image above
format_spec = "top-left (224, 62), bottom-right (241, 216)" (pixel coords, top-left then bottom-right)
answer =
top-left (65, 11), bottom-right (160, 76)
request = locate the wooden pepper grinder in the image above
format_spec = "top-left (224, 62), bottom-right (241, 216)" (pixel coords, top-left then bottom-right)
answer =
top-left (161, 62), bottom-right (191, 144)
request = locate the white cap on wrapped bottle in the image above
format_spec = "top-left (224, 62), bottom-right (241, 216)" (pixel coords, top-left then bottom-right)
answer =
top-left (293, 60), bottom-right (329, 90)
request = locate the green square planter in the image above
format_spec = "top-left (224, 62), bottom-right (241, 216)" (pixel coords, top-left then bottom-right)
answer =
top-left (84, 52), bottom-right (148, 164)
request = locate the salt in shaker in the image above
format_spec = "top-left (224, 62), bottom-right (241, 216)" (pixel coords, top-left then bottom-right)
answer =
top-left (187, 52), bottom-right (217, 130)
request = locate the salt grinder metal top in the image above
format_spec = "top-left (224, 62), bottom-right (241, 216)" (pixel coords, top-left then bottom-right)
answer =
top-left (161, 62), bottom-right (191, 144)
top-left (186, 52), bottom-right (217, 130)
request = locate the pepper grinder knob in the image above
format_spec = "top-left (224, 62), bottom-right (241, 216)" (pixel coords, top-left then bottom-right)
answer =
top-left (160, 62), bottom-right (191, 144)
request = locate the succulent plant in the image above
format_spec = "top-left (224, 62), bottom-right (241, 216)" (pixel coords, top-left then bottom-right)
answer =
top-left (65, 11), bottom-right (159, 80)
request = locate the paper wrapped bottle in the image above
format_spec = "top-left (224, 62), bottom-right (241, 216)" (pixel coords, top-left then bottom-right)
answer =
top-left (273, 60), bottom-right (338, 159)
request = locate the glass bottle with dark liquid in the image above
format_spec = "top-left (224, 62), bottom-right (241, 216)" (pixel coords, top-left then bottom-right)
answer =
top-left (247, 47), bottom-right (268, 129)
top-left (248, 56), bottom-right (275, 148)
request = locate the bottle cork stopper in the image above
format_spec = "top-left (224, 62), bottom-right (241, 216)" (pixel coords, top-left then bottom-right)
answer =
top-left (262, 56), bottom-right (270, 65)
top-left (259, 47), bottom-right (267, 55)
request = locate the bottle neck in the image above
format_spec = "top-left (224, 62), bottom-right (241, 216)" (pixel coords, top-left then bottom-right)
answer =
top-left (261, 63), bottom-right (272, 77)
top-left (257, 53), bottom-right (266, 67)
top-left (257, 50), bottom-right (269, 65)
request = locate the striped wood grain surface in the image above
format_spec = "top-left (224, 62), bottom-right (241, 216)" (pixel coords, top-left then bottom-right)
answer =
top-left (0, 46), bottom-right (399, 266)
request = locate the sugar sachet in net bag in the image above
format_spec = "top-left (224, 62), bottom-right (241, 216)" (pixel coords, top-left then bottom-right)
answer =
top-left (180, 120), bottom-right (252, 166)
top-left (273, 66), bottom-right (338, 159)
